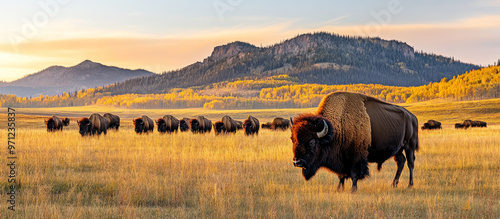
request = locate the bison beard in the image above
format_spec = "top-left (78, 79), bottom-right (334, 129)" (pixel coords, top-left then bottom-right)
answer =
top-left (291, 92), bottom-right (418, 192)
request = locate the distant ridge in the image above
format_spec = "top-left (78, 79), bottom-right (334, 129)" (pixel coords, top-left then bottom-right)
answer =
top-left (0, 60), bottom-right (154, 97)
top-left (103, 32), bottom-right (479, 95)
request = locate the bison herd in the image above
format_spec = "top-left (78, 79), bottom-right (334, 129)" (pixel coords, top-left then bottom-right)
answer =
top-left (419, 119), bottom-right (487, 130)
top-left (45, 114), bottom-right (292, 137)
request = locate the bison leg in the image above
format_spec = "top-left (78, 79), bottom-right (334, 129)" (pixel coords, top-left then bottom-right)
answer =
top-left (392, 149), bottom-right (406, 188)
top-left (405, 148), bottom-right (415, 188)
top-left (337, 176), bottom-right (347, 191)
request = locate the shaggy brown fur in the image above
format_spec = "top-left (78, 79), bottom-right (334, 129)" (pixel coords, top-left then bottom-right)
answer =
top-left (77, 117), bottom-right (92, 136)
top-left (163, 115), bottom-right (179, 133)
top-left (180, 118), bottom-right (190, 132)
top-left (103, 113), bottom-right (120, 130)
top-left (45, 115), bottom-right (64, 132)
top-left (221, 115), bottom-right (237, 133)
top-left (89, 113), bottom-right (110, 135)
top-left (244, 115), bottom-right (259, 136)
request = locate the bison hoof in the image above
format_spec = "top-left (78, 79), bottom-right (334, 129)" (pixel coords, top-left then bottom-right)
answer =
top-left (392, 180), bottom-right (399, 188)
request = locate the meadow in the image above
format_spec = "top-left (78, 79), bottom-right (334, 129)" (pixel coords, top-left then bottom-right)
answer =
top-left (0, 98), bottom-right (499, 218)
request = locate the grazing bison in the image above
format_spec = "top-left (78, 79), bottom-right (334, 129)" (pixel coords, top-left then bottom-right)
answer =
top-left (291, 92), bottom-right (419, 192)
top-left (45, 115), bottom-right (64, 132)
top-left (213, 121), bottom-right (225, 135)
top-left (221, 115), bottom-right (238, 133)
top-left (243, 115), bottom-right (259, 136)
top-left (421, 120), bottom-right (442, 130)
top-left (77, 117), bottom-right (92, 136)
top-left (156, 115), bottom-right (179, 133)
top-left (179, 118), bottom-right (190, 132)
top-left (190, 116), bottom-right (212, 133)
top-left (262, 117), bottom-right (290, 130)
top-left (62, 117), bottom-right (70, 126)
top-left (133, 115), bottom-right (154, 134)
top-left (476, 120), bottom-right (487, 127)
top-left (89, 113), bottom-right (110, 135)
top-left (455, 123), bottom-right (465, 129)
top-left (103, 113), bottom-right (120, 130)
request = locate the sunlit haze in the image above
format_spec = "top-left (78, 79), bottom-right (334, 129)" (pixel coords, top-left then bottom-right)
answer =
top-left (1, 0), bottom-right (499, 81)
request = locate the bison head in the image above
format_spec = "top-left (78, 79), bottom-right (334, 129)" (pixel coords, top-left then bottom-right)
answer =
top-left (180, 120), bottom-right (189, 132)
top-left (243, 120), bottom-right (252, 135)
top-left (45, 118), bottom-right (55, 132)
top-left (77, 118), bottom-right (91, 136)
top-left (133, 118), bottom-right (144, 133)
top-left (190, 119), bottom-right (200, 133)
top-left (156, 119), bottom-right (167, 133)
top-left (62, 118), bottom-right (70, 126)
top-left (291, 114), bottom-right (333, 180)
top-left (214, 121), bottom-right (224, 134)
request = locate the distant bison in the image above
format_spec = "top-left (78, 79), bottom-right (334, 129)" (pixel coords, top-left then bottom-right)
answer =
top-left (133, 115), bottom-right (154, 134)
top-left (45, 115), bottom-right (64, 132)
top-left (421, 120), bottom-right (441, 130)
top-left (179, 118), bottom-right (190, 132)
top-left (156, 115), bottom-right (179, 133)
top-left (213, 121), bottom-right (225, 135)
top-left (262, 117), bottom-right (290, 130)
top-left (221, 115), bottom-right (238, 133)
top-left (89, 113), bottom-right (110, 135)
top-left (77, 117), bottom-right (92, 136)
top-left (235, 121), bottom-right (243, 130)
top-left (190, 116), bottom-right (212, 133)
top-left (103, 113), bottom-right (120, 130)
top-left (61, 117), bottom-right (70, 126)
top-left (243, 115), bottom-right (259, 136)
top-left (291, 92), bottom-right (418, 192)
top-left (457, 120), bottom-right (487, 129)
top-left (455, 123), bottom-right (465, 129)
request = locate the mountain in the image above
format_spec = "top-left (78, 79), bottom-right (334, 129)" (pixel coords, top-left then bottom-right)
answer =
top-left (103, 32), bottom-right (479, 95)
top-left (0, 60), bottom-right (154, 97)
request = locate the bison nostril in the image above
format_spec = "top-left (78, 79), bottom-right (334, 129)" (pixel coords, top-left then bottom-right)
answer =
top-left (293, 159), bottom-right (306, 168)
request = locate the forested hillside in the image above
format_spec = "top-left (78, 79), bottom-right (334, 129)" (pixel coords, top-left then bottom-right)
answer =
top-left (102, 32), bottom-right (478, 95)
top-left (2, 66), bottom-right (498, 109)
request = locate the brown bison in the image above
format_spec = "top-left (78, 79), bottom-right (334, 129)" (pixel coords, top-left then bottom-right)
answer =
top-left (458, 120), bottom-right (487, 129)
top-left (262, 117), bottom-right (290, 130)
top-left (89, 113), bottom-right (110, 135)
top-left (243, 115), bottom-right (259, 136)
top-left (421, 120), bottom-right (441, 130)
top-left (213, 121), bottom-right (225, 135)
top-left (156, 115), bottom-right (179, 133)
top-left (455, 123), bottom-right (465, 129)
top-left (291, 92), bottom-right (419, 192)
top-left (133, 115), bottom-right (154, 134)
top-left (221, 115), bottom-right (238, 133)
top-left (179, 117), bottom-right (190, 132)
top-left (77, 117), bottom-right (92, 136)
top-left (103, 113), bottom-right (120, 130)
top-left (190, 116), bottom-right (212, 133)
top-left (45, 115), bottom-right (64, 132)
top-left (62, 117), bottom-right (70, 126)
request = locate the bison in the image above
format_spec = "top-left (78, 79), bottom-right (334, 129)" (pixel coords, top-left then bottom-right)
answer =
top-left (77, 117), bottom-right (92, 136)
top-left (458, 120), bottom-right (487, 129)
top-left (133, 115), bottom-right (154, 134)
top-left (89, 113), bottom-right (110, 135)
top-left (476, 120), bottom-right (487, 127)
top-left (45, 115), bottom-right (64, 132)
top-left (179, 117), bottom-right (190, 132)
top-left (243, 115), bottom-right (259, 136)
top-left (421, 120), bottom-right (441, 130)
top-left (62, 117), bottom-right (70, 126)
top-left (221, 115), bottom-right (238, 133)
top-left (291, 92), bottom-right (419, 192)
top-left (103, 113), bottom-right (120, 130)
top-left (190, 116), bottom-right (212, 133)
top-left (455, 123), bottom-right (465, 129)
top-left (213, 121), bottom-right (225, 135)
top-left (235, 121), bottom-right (243, 130)
top-left (156, 115), bottom-right (179, 133)
top-left (261, 117), bottom-right (290, 130)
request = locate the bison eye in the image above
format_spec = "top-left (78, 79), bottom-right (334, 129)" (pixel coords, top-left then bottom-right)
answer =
top-left (309, 139), bottom-right (317, 148)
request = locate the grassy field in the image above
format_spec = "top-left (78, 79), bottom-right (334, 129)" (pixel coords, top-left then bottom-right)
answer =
top-left (0, 99), bottom-right (499, 218)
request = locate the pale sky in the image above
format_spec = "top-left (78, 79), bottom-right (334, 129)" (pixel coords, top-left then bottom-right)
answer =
top-left (1, 0), bottom-right (499, 82)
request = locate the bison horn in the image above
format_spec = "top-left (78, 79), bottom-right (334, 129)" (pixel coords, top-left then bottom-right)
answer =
top-left (316, 120), bottom-right (328, 138)
top-left (290, 117), bottom-right (293, 127)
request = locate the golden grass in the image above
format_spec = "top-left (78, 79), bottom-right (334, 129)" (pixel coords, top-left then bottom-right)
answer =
top-left (1, 122), bottom-right (499, 218)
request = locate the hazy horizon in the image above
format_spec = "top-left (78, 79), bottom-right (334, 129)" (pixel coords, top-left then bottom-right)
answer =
top-left (1, 0), bottom-right (499, 82)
